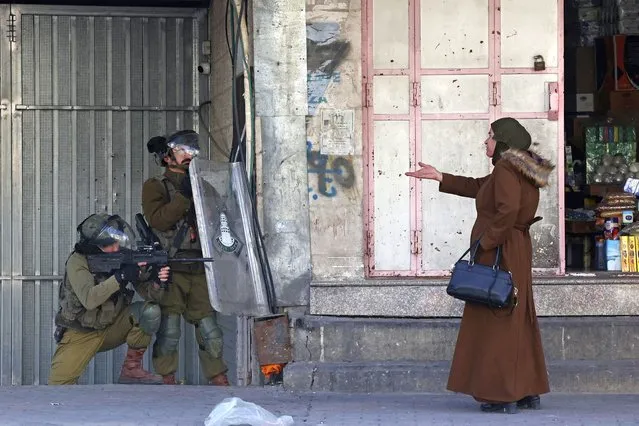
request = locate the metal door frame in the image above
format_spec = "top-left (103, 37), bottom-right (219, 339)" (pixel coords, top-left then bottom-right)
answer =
top-left (362, 0), bottom-right (564, 277)
top-left (0, 4), bottom-right (251, 387)
top-left (0, 3), bottom-right (16, 387)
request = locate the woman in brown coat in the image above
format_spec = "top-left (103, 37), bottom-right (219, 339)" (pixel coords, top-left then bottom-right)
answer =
top-left (406, 117), bottom-right (553, 414)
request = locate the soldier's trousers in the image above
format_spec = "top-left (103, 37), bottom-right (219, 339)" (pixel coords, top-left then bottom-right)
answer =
top-left (152, 270), bottom-right (227, 379)
top-left (48, 304), bottom-right (151, 385)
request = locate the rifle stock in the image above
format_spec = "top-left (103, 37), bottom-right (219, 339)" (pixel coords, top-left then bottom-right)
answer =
top-left (135, 213), bottom-right (161, 248)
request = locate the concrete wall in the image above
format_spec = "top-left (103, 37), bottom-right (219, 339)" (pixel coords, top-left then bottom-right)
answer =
top-left (253, 0), bottom-right (312, 307)
top-left (305, 0), bottom-right (364, 280)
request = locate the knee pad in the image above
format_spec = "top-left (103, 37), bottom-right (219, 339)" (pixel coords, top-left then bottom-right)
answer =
top-left (196, 316), bottom-right (223, 359)
top-left (154, 314), bottom-right (181, 357)
top-left (129, 302), bottom-right (161, 335)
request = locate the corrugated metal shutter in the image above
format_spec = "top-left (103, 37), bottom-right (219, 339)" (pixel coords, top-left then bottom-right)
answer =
top-left (0, 5), bottom-right (244, 386)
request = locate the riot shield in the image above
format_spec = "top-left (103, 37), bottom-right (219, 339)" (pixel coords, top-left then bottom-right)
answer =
top-left (190, 158), bottom-right (273, 316)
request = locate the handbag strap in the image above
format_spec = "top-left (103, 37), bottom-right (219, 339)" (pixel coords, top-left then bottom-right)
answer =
top-left (463, 233), bottom-right (502, 270)
top-left (486, 259), bottom-right (500, 309)
top-left (454, 238), bottom-right (517, 316)
top-left (463, 236), bottom-right (509, 312)
top-left (456, 239), bottom-right (481, 264)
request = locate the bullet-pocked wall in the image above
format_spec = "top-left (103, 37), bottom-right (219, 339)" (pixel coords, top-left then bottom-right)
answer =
top-left (305, 0), bottom-right (364, 280)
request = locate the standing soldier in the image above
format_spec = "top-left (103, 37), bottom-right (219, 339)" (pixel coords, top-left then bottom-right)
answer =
top-left (49, 213), bottom-right (169, 385)
top-left (143, 131), bottom-right (229, 385)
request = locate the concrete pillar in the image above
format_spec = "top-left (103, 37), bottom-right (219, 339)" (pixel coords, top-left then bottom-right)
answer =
top-left (253, 0), bottom-right (311, 306)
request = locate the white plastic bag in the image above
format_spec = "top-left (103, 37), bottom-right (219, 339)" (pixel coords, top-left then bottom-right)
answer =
top-left (204, 397), bottom-right (295, 426)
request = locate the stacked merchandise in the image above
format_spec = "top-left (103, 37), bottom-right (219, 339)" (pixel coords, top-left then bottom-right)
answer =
top-left (602, 0), bottom-right (618, 36)
top-left (585, 123), bottom-right (637, 183)
top-left (594, 192), bottom-right (636, 270)
top-left (571, 0), bottom-right (603, 46)
top-left (597, 0), bottom-right (639, 35)
top-left (616, 0), bottom-right (639, 34)
top-left (578, 0), bottom-right (639, 38)
top-left (589, 153), bottom-right (639, 183)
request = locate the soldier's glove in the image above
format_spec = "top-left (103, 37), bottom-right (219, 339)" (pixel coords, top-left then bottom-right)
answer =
top-left (114, 264), bottom-right (140, 290)
top-left (179, 172), bottom-right (193, 199)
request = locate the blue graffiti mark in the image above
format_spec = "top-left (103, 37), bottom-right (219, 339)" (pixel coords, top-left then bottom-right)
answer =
top-left (306, 71), bottom-right (342, 115)
top-left (307, 72), bottom-right (331, 116)
top-left (307, 141), bottom-right (355, 199)
top-left (306, 20), bottom-right (349, 116)
top-left (308, 71), bottom-right (341, 83)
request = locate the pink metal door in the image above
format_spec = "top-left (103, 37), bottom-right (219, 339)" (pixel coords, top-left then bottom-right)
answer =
top-left (363, 0), bottom-right (563, 277)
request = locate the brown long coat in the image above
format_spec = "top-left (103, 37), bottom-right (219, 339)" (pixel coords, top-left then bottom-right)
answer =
top-left (439, 149), bottom-right (552, 402)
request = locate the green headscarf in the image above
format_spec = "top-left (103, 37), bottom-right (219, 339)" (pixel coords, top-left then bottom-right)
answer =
top-left (490, 117), bottom-right (532, 165)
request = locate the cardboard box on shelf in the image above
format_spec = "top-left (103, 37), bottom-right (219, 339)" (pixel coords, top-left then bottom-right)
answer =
top-left (610, 91), bottom-right (639, 111)
top-left (621, 235), bottom-right (631, 272)
top-left (576, 93), bottom-right (595, 112)
top-left (629, 235), bottom-right (637, 272)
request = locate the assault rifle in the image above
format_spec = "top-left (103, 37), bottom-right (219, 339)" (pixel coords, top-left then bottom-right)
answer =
top-left (86, 214), bottom-right (214, 288)
top-left (86, 246), bottom-right (214, 275)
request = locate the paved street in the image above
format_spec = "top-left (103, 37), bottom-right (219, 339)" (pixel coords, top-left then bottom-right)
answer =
top-left (2, 385), bottom-right (639, 425)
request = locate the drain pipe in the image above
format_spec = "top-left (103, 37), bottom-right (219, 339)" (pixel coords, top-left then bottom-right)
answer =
top-left (233, 0), bottom-right (254, 180)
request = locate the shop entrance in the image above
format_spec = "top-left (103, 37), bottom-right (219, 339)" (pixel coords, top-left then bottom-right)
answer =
top-left (564, 1), bottom-right (639, 275)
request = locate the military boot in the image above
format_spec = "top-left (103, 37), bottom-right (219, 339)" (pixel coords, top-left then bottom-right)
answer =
top-left (118, 348), bottom-right (163, 385)
top-left (162, 374), bottom-right (177, 385)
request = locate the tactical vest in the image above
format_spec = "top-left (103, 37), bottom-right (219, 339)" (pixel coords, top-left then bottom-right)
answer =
top-left (56, 253), bottom-right (130, 331)
top-left (150, 175), bottom-right (202, 256)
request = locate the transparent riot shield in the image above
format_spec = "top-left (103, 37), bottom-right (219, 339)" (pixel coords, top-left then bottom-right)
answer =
top-left (190, 158), bottom-right (273, 316)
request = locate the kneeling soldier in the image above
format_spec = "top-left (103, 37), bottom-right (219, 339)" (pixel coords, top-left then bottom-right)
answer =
top-left (48, 213), bottom-right (168, 385)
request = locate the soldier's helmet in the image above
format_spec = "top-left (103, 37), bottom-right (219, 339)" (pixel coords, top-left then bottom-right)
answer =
top-left (166, 130), bottom-right (200, 157)
top-left (77, 214), bottom-right (136, 249)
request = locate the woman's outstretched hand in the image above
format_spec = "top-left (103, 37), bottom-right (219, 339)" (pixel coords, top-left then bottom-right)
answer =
top-left (405, 162), bottom-right (443, 182)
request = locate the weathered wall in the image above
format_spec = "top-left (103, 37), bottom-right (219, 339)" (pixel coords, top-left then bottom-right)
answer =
top-left (254, 0), bottom-right (312, 307)
top-left (305, 0), bottom-right (363, 280)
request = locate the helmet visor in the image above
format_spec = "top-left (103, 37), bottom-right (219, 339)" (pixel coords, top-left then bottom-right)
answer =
top-left (167, 132), bottom-right (200, 157)
top-left (94, 216), bottom-right (136, 250)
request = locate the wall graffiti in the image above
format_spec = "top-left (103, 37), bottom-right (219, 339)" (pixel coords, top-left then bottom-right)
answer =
top-left (306, 22), bottom-right (351, 115)
top-left (307, 141), bottom-right (355, 199)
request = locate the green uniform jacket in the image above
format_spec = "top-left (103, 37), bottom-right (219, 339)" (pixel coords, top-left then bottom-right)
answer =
top-left (56, 252), bottom-right (164, 331)
top-left (141, 170), bottom-right (191, 233)
top-left (142, 170), bottom-right (203, 272)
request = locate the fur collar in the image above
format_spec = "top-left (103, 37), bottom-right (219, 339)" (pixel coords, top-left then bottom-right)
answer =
top-left (500, 149), bottom-right (555, 188)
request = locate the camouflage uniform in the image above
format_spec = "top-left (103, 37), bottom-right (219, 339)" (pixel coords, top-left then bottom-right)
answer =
top-left (142, 170), bottom-right (227, 384)
top-left (49, 252), bottom-right (164, 385)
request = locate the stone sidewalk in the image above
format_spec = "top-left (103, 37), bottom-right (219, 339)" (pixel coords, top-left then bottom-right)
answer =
top-left (2, 385), bottom-right (639, 425)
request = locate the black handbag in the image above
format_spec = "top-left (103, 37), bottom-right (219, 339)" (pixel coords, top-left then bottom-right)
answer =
top-left (446, 239), bottom-right (518, 309)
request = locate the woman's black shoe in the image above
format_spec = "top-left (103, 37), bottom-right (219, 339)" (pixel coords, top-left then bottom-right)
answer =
top-left (517, 395), bottom-right (541, 410)
top-left (480, 402), bottom-right (518, 414)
